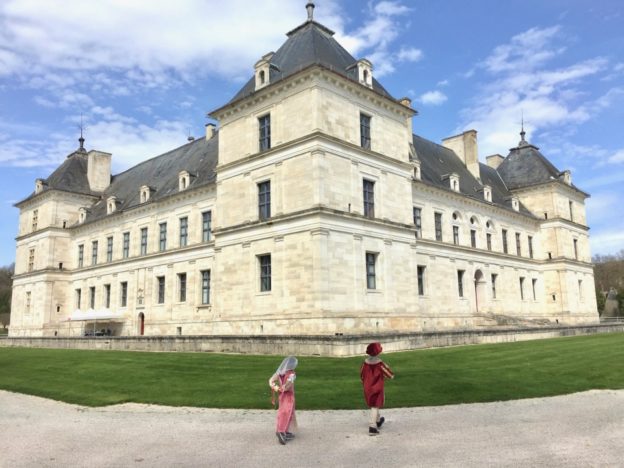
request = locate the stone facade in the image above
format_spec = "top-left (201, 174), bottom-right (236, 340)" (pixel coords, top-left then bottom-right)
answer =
top-left (9, 7), bottom-right (598, 338)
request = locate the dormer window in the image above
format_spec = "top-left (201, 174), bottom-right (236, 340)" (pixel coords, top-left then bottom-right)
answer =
top-left (78, 207), bottom-right (87, 224)
top-left (254, 52), bottom-right (274, 91)
top-left (412, 160), bottom-right (421, 181)
top-left (106, 196), bottom-right (118, 215)
top-left (179, 171), bottom-right (190, 191)
top-left (483, 185), bottom-right (492, 202)
top-left (511, 197), bottom-right (520, 211)
top-left (140, 185), bottom-right (152, 203)
top-left (446, 173), bottom-right (460, 192)
top-left (35, 179), bottom-right (45, 194)
top-left (560, 170), bottom-right (572, 185)
top-left (356, 59), bottom-right (373, 89)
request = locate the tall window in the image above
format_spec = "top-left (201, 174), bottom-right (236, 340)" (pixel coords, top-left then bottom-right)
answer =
top-left (413, 207), bottom-right (422, 238)
top-left (363, 179), bottom-right (375, 218)
top-left (366, 252), bottom-right (377, 290)
top-left (515, 232), bottom-right (521, 256)
top-left (259, 114), bottom-right (271, 151)
top-left (569, 200), bottom-right (574, 221)
top-left (360, 113), bottom-right (371, 149)
top-left (573, 239), bottom-right (578, 260)
top-left (104, 284), bottom-right (111, 308)
top-left (28, 248), bottom-right (35, 272)
top-left (140, 228), bottom-right (148, 255)
top-left (91, 241), bottom-right (98, 265)
top-left (434, 213), bottom-right (443, 241)
top-left (201, 270), bottom-right (211, 304)
top-left (26, 291), bottom-right (31, 313)
top-left (159, 223), bottom-right (167, 251)
top-left (32, 209), bottom-right (38, 231)
top-left (120, 281), bottom-right (128, 308)
top-left (106, 236), bottom-right (113, 262)
top-left (528, 236), bottom-right (534, 259)
top-left (258, 181), bottom-right (271, 220)
top-left (578, 279), bottom-right (583, 300)
top-left (75, 288), bottom-right (81, 310)
top-left (78, 244), bottom-right (84, 268)
top-left (453, 226), bottom-right (459, 245)
top-left (123, 232), bottom-right (130, 258)
top-left (202, 211), bottom-right (212, 242)
top-left (89, 286), bottom-right (96, 309)
top-left (259, 254), bottom-right (272, 292)
top-left (491, 274), bottom-right (497, 299)
top-left (486, 233), bottom-right (492, 251)
top-left (457, 270), bottom-right (465, 298)
top-left (470, 229), bottom-right (476, 248)
top-left (157, 276), bottom-right (165, 304)
top-left (417, 266), bottom-right (425, 296)
top-left (532, 278), bottom-right (537, 300)
top-left (502, 229), bottom-right (508, 254)
top-left (178, 273), bottom-right (187, 302)
top-left (519, 277), bottom-right (525, 300)
top-left (179, 217), bottom-right (188, 247)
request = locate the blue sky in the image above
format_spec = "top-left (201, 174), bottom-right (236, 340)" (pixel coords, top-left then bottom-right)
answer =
top-left (0, 0), bottom-right (623, 266)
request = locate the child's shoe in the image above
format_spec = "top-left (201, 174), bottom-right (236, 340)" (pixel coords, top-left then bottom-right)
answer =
top-left (285, 432), bottom-right (295, 440)
top-left (376, 416), bottom-right (385, 429)
top-left (276, 432), bottom-right (287, 445)
top-left (369, 427), bottom-right (379, 436)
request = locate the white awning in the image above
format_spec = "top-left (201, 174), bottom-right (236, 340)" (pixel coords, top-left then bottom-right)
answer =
top-left (69, 309), bottom-right (125, 321)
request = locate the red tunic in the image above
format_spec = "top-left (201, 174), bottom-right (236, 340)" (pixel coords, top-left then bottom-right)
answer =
top-left (360, 360), bottom-right (394, 408)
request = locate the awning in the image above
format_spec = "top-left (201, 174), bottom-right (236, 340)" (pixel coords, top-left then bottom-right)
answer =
top-left (69, 310), bottom-right (125, 321)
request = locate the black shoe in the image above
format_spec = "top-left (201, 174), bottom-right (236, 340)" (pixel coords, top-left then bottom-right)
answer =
top-left (277, 432), bottom-right (287, 445)
top-left (369, 427), bottom-right (379, 436)
top-left (376, 416), bottom-right (385, 429)
top-left (285, 432), bottom-right (295, 440)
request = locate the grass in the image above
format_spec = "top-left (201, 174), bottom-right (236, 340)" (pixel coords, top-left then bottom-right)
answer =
top-left (0, 333), bottom-right (623, 409)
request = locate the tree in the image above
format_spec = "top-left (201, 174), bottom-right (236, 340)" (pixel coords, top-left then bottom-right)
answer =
top-left (0, 263), bottom-right (14, 330)
top-left (596, 288), bottom-right (606, 316)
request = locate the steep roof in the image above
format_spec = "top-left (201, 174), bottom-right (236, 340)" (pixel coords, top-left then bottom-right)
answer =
top-left (230, 19), bottom-right (394, 103)
top-left (497, 136), bottom-right (561, 190)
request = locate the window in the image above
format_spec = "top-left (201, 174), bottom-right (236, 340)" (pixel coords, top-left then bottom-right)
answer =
top-left (434, 212), bottom-right (443, 241)
top-left (532, 278), bottom-right (537, 301)
top-left (578, 279), bottom-right (583, 300)
top-left (515, 233), bottom-right (521, 256)
top-left (366, 252), bottom-right (377, 289)
top-left (75, 289), bottom-right (81, 310)
top-left (123, 232), bottom-right (130, 258)
top-left (258, 181), bottom-right (271, 220)
top-left (363, 179), bottom-right (375, 218)
top-left (491, 274), bottom-right (497, 299)
top-left (417, 266), bottom-right (425, 296)
top-left (502, 229), bottom-right (508, 254)
top-left (159, 223), bottom-right (167, 251)
top-left (569, 200), bottom-right (574, 222)
top-left (360, 113), bottom-right (371, 149)
top-left (106, 236), bottom-right (113, 262)
top-left (259, 114), bottom-right (271, 151)
top-left (201, 270), bottom-right (211, 305)
top-left (78, 244), bottom-right (84, 268)
top-left (157, 276), bottom-right (165, 304)
top-left (259, 254), bottom-right (272, 292)
top-left (32, 209), bottom-right (38, 231)
top-left (528, 236), bottom-right (534, 259)
top-left (519, 277), bottom-right (525, 300)
top-left (470, 229), bottom-right (476, 248)
top-left (179, 217), bottom-right (188, 247)
top-left (453, 226), bottom-right (459, 245)
top-left (104, 284), bottom-right (111, 308)
top-left (140, 228), bottom-right (148, 255)
top-left (91, 241), bottom-right (98, 265)
top-left (486, 233), bottom-right (492, 251)
top-left (120, 282), bottom-right (128, 308)
top-left (202, 211), bottom-right (212, 242)
top-left (28, 248), bottom-right (35, 272)
top-left (178, 273), bottom-right (187, 302)
top-left (457, 270), bottom-right (465, 298)
top-left (573, 239), bottom-right (578, 260)
top-left (413, 207), bottom-right (422, 238)
top-left (89, 286), bottom-right (96, 309)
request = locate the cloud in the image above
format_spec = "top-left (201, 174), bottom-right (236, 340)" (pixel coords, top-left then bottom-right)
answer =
top-left (607, 149), bottom-right (624, 164)
top-left (397, 47), bottom-right (424, 63)
top-left (418, 90), bottom-right (448, 106)
top-left (437, 79), bottom-right (450, 87)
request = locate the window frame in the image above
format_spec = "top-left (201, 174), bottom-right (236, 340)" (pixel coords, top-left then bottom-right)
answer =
top-left (179, 217), bottom-right (188, 247)
top-left (413, 207), bottom-right (422, 238)
top-left (258, 181), bottom-right (271, 221)
top-left (159, 222), bottom-right (167, 251)
top-left (91, 241), bottom-right (98, 266)
top-left (120, 281), bottom-right (128, 308)
top-left (157, 276), bottom-right (165, 304)
top-left (140, 228), bottom-right (148, 255)
top-left (457, 270), bottom-right (465, 298)
top-left (259, 254), bottom-right (272, 292)
top-left (178, 273), bottom-right (187, 302)
top-left (259, 114), bottom-right (271, 151)
top-left (363, 179), bottom-right (375, 218)
top-left (202, 211), bottom-right (212, 242)
top-left (434, 212), bottom-right (443, 241)
top-left (106, 236), bottom-right (113, 262)
top-left (417, 265), bottom-right (425, 296)
top-left (201, 270), bottom-right (211, 305)
top-left (122, 232), bottom-right (130, 258)
top-left (360, 113), bottom-right (371, 149)
top-left (366, 252), bottom-right (377, 290)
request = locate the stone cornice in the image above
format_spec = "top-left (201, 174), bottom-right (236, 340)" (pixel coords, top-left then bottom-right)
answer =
top-left (539, 217), bottom-right (590, 232)
top-left (510, 179), bottom-right (589, 199)
top-left (15, 227), bottom-right (72, 243)
top-left (15, 189), bottom-right (98, 210)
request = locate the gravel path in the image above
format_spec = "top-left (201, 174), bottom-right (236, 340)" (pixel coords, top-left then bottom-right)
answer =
top-left (2, 389), bottom-right (623, 467)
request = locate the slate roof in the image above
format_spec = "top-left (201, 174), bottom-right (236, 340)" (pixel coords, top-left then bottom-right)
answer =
top-left (229, 19), bottom-right (394, 104)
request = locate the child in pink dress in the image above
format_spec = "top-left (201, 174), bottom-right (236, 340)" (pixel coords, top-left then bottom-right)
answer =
top-left (269, 356), bottom-right (298, 445)
top-left (360, 342), bottom-right (394, 435)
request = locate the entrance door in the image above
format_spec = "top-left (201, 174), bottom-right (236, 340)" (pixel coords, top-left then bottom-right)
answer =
top-left (138, 312), bottom-right (145, 336)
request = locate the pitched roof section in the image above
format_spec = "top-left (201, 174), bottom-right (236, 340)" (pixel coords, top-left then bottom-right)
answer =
top-left (230, 20), bottom-right (394, 103)
top-left (497, 139), bottom-right (563, 190)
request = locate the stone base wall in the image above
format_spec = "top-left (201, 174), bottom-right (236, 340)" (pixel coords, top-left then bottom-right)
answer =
top-left (1, 324), bottom-right (622, 357)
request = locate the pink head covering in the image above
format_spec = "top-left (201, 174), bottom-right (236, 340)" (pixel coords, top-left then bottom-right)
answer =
top-left (366, 342), bottom-right (382, 356)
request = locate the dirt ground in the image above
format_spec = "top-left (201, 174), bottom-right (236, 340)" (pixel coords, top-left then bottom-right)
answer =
top-left (1, 389), bottom-right (623, 467)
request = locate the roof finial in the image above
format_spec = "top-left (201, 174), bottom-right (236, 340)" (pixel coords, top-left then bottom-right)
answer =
top-left (306, 2), bottom-right (315, 21)
top-left (518, 110), bottom-right (529, 147)
top-left (78, 113), bottom-right (86, 153)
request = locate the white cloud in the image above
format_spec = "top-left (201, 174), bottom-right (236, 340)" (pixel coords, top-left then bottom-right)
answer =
top-left (418, 90), bottom-right (448, 106)
top-left (607, 149), bottom-right (624, 164)
top-left (437, 79), bottom-right (449, 87)
top-left (397, 47), bottom-right (423, 63)
top-left (375, 1), bottom-right (411, 16)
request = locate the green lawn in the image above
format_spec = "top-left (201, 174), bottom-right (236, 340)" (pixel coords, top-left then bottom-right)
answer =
top-left (1, 333), bottom-right (623, 409)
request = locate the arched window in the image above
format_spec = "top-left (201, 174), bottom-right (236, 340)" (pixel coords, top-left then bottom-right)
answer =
top-left (259, 70), bottom-right (265, 84)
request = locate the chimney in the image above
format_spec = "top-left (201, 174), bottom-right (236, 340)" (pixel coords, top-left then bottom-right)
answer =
top-left (87, 150), bottom-right (112, 192)
top-left (206, 123), bottom-right (216, 140)
top-left (486, 154), bottom-right (505, 169)
top-left (442, 130), bottom-right (479, 180)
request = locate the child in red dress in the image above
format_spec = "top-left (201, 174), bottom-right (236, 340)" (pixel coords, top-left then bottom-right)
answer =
top-left (269, 356), bottom-right (298, 445)
top-left (360, 342), bottom-right (394, 435)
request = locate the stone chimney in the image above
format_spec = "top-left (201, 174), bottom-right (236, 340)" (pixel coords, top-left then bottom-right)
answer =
top-left (87, 150), bottom-right (112, 192)
top-left (206, 123), bottom-right (216, 140)
top-left (442, 130), bottom-right (480, 180)
top-left (486, 154), bottom-right (505, 169)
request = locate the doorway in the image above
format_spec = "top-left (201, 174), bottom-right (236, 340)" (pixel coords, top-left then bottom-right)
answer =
top-left (138, 312), bottom-right (145, 336)
top-left (474, 270), bottom-right (486, 313)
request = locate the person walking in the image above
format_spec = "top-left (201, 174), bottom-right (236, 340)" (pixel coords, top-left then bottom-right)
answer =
top-left (269, 356), bottom-right (298, 445)
top-left (360, 342), bottom-right (394, 435)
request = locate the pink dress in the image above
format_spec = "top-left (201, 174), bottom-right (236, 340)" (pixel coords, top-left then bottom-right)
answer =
top-left (275, 370), bottom-right (296, 433)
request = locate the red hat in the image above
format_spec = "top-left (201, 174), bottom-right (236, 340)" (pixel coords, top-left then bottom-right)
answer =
top-left (366, 342), bottom-right (382, 356)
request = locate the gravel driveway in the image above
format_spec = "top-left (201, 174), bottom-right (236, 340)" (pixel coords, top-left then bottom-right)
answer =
top-left (2, 389), bottom-right (623, 467)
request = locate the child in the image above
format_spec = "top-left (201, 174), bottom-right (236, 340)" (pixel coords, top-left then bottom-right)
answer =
top-left (360, 342), bottom-right (394, 435)
top-left (269, 355), bottom-right (298, 445)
